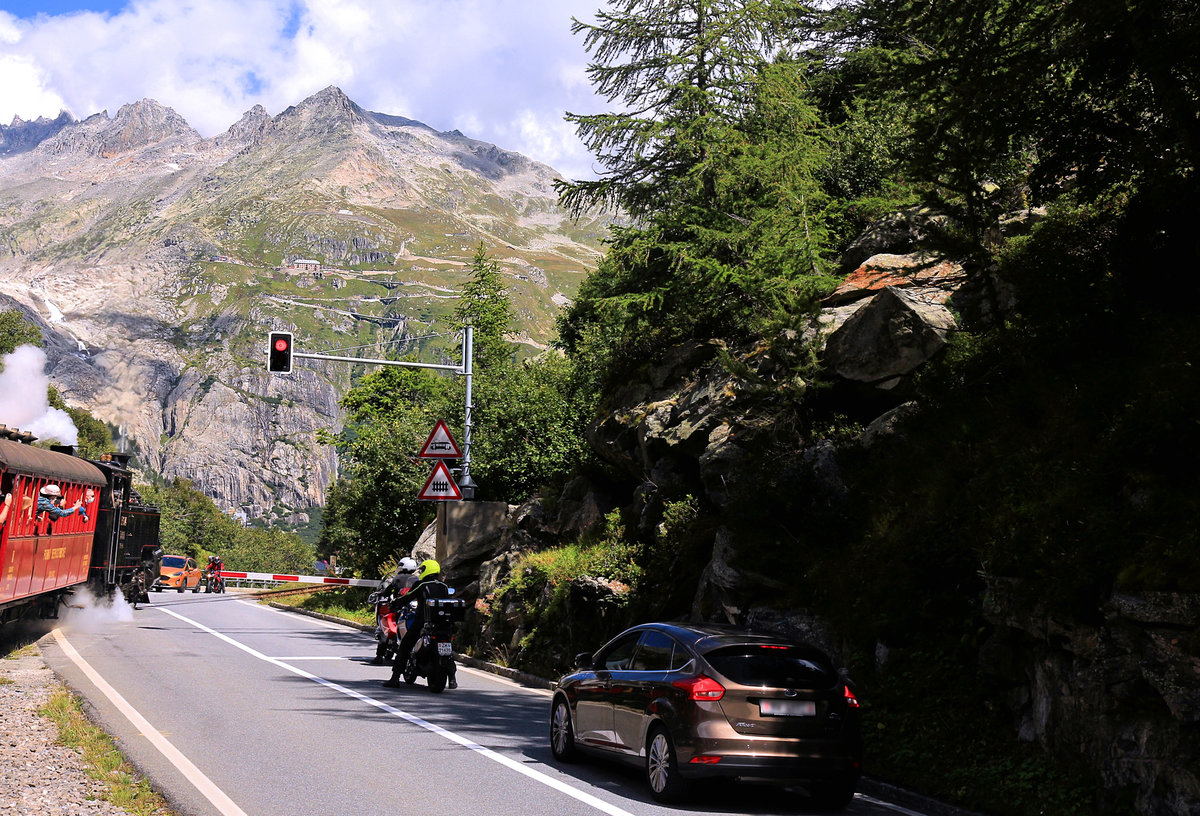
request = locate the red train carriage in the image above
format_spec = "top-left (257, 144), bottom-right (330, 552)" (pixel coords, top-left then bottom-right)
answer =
top-left (0, 436), bottom-right (106, 623)
top-left (0, 433), bottom-right (161, 626)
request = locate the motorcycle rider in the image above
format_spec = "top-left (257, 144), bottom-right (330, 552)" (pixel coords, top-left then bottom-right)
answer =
top-left (382, 559), bottom-right (458, 689)
top-left (368, 557), bottom-right (419, 665)
top-left (205, 554), bottom-right (224, 592)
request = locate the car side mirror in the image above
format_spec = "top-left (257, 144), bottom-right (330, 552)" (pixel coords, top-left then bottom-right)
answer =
top-left (575, 652), bottom-right (593, 669)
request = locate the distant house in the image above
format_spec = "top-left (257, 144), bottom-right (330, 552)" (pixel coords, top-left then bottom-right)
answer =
top-left (289, 259), bottom-right (321, 271)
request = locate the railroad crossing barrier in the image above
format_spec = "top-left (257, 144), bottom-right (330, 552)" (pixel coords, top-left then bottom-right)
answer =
top-left (219, 570), bottom-right (379, 590)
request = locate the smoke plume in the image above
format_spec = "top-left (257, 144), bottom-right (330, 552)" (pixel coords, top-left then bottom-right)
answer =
top-left (0, 345), bottom-right (79, 445)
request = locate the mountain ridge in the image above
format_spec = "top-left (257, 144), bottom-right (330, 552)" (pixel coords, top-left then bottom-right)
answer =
top-left (0, 86), bottom-right (606, 525)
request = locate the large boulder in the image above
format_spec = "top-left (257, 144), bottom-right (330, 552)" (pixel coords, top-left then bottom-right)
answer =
top-left (823, 286), bottom-right (957, 389)
top-left (838, 206), bottom-right (951, 274)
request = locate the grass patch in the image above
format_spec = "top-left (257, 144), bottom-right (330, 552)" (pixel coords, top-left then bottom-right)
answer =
top-left (38, 688), bottom-right (176, 816)
top-left (266, 584), bottom-right (374, 626)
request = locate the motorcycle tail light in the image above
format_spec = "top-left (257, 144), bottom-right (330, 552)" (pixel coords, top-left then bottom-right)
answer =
top-left (672, 675), bottom-right (725, 701)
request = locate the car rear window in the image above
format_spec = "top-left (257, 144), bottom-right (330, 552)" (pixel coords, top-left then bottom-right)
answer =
top-left (162, 556), bottom-right (186, 568)
top-left (704, 645), bottom-right (837, 689)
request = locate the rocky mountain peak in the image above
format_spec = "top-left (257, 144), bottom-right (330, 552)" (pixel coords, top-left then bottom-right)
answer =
top-left (104, 99), bottom-right (198, 153)
top-left (0, 110), bottom-right (77, 156)
top-left (34, 98), bottom-right (199, 158)
top-left (213, 104), bottom-right (271, 149)
top-left (271, 85), bottom-right (365, 139)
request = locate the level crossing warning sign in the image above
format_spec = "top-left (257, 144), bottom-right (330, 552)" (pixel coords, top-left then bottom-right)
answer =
top-left (418, 419), bottom-right (463, 459)
top-left (417, 460), bottom-right (462, 501)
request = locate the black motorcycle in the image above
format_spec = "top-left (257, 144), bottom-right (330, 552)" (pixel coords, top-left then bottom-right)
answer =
top-left (402, 596), bottom-right (466, 693)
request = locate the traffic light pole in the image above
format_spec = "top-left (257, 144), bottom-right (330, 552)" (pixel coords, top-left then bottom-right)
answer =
top-left (291, 351), bottom-right (463, 372)
top-left (273, 329), bottom-right (476, 498)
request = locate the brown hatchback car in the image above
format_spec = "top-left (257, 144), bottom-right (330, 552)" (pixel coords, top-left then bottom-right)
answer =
top-left (550, 622), bottom-right (862, 809)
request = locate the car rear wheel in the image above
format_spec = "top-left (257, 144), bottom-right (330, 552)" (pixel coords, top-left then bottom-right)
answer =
top-left (550, 698), bottom-right (578, 763)
top-left (646, 726), bottom-right (689, 803)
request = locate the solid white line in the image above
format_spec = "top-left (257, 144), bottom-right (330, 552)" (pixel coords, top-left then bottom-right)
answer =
top-left (158, 606), bottom-right (637, 816)
top-left (857, 794), bottom-right (928, 816)
top-left (51, 628), bottom-right (250, 816)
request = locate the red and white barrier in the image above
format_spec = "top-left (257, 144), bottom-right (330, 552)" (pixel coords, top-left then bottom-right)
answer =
top-left (219, 570), bottom-right (379, 588)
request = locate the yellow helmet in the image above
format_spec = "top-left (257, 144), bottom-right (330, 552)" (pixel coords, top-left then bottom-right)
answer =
top-left (417, 559), bottom-right (441, 580)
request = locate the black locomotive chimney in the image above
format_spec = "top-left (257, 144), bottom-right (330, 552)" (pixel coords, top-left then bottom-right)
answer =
top-left (52, 445), bottom-right (77, 457)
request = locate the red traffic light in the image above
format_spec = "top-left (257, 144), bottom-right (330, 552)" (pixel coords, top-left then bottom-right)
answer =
top-left (268, 331), bottom-right (294, 373)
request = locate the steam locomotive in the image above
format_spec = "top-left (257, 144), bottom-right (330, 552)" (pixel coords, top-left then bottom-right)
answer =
top-left (0, 427), bottom-right (161, 626)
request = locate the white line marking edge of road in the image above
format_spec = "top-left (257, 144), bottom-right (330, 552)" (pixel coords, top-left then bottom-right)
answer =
top-left (52, 628), bottom-right (250, 816)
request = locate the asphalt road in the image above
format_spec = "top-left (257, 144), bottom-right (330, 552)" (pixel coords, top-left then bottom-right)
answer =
top-left (39, 591), bottom-right (929, 816)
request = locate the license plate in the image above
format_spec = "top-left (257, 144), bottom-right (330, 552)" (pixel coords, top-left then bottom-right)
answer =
top-left (437, 642), bottom-right (452, 656)
top-left (759, 699), bottom-right (816, 717)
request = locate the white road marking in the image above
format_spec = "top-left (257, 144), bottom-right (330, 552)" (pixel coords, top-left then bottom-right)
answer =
top-left (158, 605), bottom-right (639, 816)
top-left (856, 795), bottom-right (925, 815)
top-left (51, 628), bottom-right (250, 816)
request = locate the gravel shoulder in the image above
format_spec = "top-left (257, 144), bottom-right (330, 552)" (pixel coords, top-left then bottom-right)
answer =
top-left (0, 641), bottom-right (139, 816)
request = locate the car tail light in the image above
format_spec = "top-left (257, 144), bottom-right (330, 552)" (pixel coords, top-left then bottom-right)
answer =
top-left (689, 755), bottom-right (722, 764)
top-left (673, 675), bottom-right (725, 701)
top-left (843, 685), bottom-right (860, 708)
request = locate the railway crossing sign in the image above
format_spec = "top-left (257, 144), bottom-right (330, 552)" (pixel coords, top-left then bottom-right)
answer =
top-left (418, 419), bottom-right (463, 459)
top-left (417, 460), bottom-right (462, 501)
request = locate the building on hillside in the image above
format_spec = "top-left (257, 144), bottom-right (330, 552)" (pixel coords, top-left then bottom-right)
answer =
top-left (289, 258), bottom-right (321, 271)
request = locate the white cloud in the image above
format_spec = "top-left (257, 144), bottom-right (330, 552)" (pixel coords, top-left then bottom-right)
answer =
top-left (0, 0), bottom-right (607, 179)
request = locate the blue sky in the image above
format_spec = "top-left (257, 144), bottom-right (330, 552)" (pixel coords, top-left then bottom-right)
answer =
top-left (2, 0), bottom-right (124, 16)
top-left (0, 0), bottom-right (607, 180)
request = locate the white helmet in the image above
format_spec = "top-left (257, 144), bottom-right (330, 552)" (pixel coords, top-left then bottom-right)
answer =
top-left (398, 557), bottom-right (418, 574)
top-left (40, 484), bottom-right (61, 497)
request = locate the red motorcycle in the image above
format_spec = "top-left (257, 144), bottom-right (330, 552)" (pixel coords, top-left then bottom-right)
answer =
top-left (204, 569), bottom-right (225, 594)
top-left (369, 589), bottom-right (412, 664)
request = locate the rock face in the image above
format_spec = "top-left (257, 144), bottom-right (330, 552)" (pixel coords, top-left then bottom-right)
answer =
top-left (449, 202), bottom-right (1197, 815)
top-left (983, 581), bottom-right (1200, 815)
top-left (0, 86), bottom-right (605, 522)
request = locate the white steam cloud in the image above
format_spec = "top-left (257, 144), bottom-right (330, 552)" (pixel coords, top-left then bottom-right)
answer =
top-left (0, 345), bottom-right (79, 446)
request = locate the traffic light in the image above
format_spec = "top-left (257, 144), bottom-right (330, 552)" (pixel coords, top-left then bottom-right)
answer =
top-left (268, 332), bottom-right (294, 373)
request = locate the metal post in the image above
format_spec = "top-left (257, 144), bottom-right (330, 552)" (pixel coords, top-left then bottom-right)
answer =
top-left (459, 326), bottom-right (477, 500)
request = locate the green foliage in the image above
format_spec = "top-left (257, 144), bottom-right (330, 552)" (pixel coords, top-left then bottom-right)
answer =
top-left (139, 478), bottom-right (314, 572)
top-left (274, 586), bottom-right (375, 626)
top-left (318, 413), bottom-right (436, 577)
top-left (321, 245), bottom-right (601, 574)
top-left (557, 3), bottom-right (840, 386)
top-left (835, 0), bottom-right (1199, 248)
top-left (450, 243), bottom-right (516, 372)
top-left (0, 308), bottom-right (42, 356)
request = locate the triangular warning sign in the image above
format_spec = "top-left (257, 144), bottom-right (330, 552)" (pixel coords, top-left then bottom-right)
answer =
top-left (417, 460), bottom-right (463, 501)
top-left (418, 419), bottom-right (463, 459)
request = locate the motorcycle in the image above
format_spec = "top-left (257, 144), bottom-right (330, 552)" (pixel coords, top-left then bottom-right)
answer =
top-left (204, 570), bottom-right (225, 594)
top-left (402, 596), bottom-right (466, 693)
top-left (367, 589), bottom-right (412, 665)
